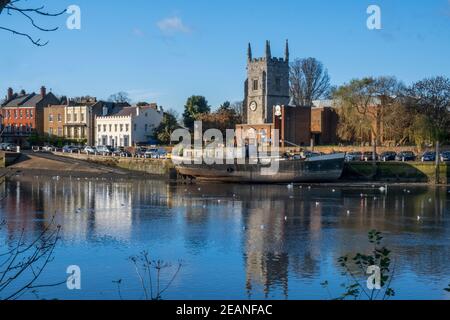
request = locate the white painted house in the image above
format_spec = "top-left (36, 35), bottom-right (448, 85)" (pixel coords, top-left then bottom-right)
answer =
top-left (95, 106), bottom-right (163, 147)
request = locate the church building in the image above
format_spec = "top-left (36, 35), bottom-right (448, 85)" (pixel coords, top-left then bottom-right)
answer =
top-left (236, 40), bottom-right (313, 148)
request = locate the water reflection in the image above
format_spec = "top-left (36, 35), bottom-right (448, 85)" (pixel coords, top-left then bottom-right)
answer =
top-left (0, 176), bottom-right (449, 299)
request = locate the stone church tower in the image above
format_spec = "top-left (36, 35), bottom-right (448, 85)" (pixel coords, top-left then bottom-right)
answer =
top-left (244, 40), bottom-right (290, 125)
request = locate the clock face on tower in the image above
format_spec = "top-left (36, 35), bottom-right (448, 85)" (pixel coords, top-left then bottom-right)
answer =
top-left (249, 101), bottom-right (257, 112)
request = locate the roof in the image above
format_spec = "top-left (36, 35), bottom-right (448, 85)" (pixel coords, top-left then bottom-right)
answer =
top-left (115, 106), bottom-right (159, 117)
top-left (2, 93), bottom-right (41, 108)
top-left (312, 99), bottom-right (335, 108)
top-left (2, 92), bottom-right (60, 108)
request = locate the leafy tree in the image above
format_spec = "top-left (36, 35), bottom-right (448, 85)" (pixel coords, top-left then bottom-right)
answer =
top-left (290, 57), bottom-right (331, 106)
top-left (182, 95), bottom-right (210, 130)
top-left (333, 76), bottom-right (402, 148)
top-left (198, 103), bottom-right (241, 134)
top-left (154, 110), bottom-right (180, 145)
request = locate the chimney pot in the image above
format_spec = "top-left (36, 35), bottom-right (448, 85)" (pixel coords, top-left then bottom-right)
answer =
top-left (40, 86), bottom-right (47, 97)
top-left (7, 87), bottom-right (13, 100)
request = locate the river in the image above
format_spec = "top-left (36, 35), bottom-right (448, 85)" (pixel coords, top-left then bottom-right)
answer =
top-left (0, 175), bottom-right (449, 300)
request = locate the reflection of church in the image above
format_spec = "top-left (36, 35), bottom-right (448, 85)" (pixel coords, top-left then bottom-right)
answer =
top-left (236, 40), bottom-right (338, 148)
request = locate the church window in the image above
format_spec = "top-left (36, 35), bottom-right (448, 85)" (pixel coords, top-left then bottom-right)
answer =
top-left (253, 79), bottom-right (258, 91)
top-left (276, 78), bottom-right (281, 91)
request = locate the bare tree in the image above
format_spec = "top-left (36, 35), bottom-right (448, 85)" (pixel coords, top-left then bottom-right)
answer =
top-left (290, 57), bottom-right (331, 106)
top-left (407, 76), bottom-right (450, 143)
top-left (0, 0), bottom-right (65, 46)
top-left (115, 251), bottom-right (182, 300)
top-left (0, 217), bottom-right (63, 300)
top-left (108, 92), bottom-right (131, 104)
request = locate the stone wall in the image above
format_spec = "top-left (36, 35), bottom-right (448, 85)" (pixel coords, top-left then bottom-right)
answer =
top-left (54, 152), bottom-right (177, 178)
top-left (343, 162), bottom-right (449, 184)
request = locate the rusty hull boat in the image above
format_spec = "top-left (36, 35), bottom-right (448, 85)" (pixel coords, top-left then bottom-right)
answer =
top-left (173, 153), bottom-right (346, 183)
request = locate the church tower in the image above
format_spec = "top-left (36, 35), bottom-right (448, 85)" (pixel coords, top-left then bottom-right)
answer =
top-left (245, 40), bottom-right (290, 125)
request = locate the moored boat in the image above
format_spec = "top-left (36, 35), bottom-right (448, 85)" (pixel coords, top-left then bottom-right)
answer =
top-left (173, 153), bottom-right (346, 183)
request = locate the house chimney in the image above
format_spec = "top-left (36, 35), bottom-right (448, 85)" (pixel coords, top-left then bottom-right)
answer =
top-left (40, 86), bottom-right (47, 97)
top-left (136, 106), bottom-right (140, 116)
top-left (7, 87), bottom-right (13, 101)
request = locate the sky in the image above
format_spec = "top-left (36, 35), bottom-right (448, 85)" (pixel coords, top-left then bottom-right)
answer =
top-left (1, 0), bottom-right (450, 114)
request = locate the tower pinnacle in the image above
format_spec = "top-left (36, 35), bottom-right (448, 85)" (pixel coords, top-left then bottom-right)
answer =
top-left (285, 39), bottom-right (289, 62)
top-left (247, 42), bottom-right (252, 62)
top-left (265, 40), bottom-right (271, 59)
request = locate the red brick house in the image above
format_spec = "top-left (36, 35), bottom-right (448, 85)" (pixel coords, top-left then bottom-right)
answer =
top-left (1, 86), bottom-right (60, 145)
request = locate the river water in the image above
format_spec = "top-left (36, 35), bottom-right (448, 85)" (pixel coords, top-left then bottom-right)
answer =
top-left (0, 176), bottom-right (449, 300)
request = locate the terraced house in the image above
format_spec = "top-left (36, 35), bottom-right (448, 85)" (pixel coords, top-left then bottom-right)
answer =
top-left (96, 105), bottom-right (163, 147)
top-left (0, 86), bottom-right (60, 145)
top-left (63, 97), bottom-right (112, 146)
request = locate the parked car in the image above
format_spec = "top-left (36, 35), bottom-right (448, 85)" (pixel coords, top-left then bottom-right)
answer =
top-left (395, 151), bottom-right (416, 162)
top-left (3, 143), bottom-right (18, 152)
top-left (380, 151), bottom-right (397, 162)
top-left (134, 147), bottom-right (147, 158)
top-left (301, 151), bottom-right (321, 159)
top-left (362, 152), bottom-right (377, 162)
top-left (421, 151), bottom-right (436, 162)
top-left (62, 145), bottom-right (79, 153)
top-left (119, 149), bottom-right (132, 158)
top-left (345, 152), bottom-right (362, 162)
top-left (151, 148), bottom-right (168, 159)
top-left (42, 145), bottom-right (55, 152)
top-left (440, 151), bottom-right (450, 162)
top-left (96, 145), bottom-right (112, 155)
top-left (83, 146), bottom-right (97, 154)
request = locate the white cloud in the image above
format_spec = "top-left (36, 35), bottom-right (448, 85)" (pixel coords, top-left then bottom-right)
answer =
top-left (127, 89), bottom-right (162, 103)
top-left (156, 16), bottom-right (191, 35)
top-left (132, 28), bottom-right (145, 37)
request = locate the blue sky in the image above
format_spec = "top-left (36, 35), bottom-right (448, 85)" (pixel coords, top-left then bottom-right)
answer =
top-left (1, 0), bottom-right (449, 113)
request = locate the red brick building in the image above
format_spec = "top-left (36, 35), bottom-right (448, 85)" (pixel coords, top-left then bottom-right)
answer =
top-left (311, 102), bottom-right (339, 145)
top-left (1, 86), bottom-right (60, 145)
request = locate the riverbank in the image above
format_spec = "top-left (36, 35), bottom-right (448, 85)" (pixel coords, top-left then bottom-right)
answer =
top-left (2, 151), bottom-right (449, 185)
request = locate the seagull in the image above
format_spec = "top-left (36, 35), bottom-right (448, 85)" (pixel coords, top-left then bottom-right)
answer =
top-left (284, 216), bottom-right (288, 221)
top-left (315, 202), bottom-right (320, 207)
top-left (260, 225), bottom-right (265, 230)
top-left (287, 183), bottom-right (294, 189)
top-left (332, 189), bottom-right (336, 193)
top-left (347, 210), bottom-right (351, 215)
top-left (379, 186), bottom-right (387, 193)
top-left (417, 216), bottom-right (421, 221)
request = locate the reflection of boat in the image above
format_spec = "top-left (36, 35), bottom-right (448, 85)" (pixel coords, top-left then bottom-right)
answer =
top-left (173, 153), bottom-right (346, 183)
